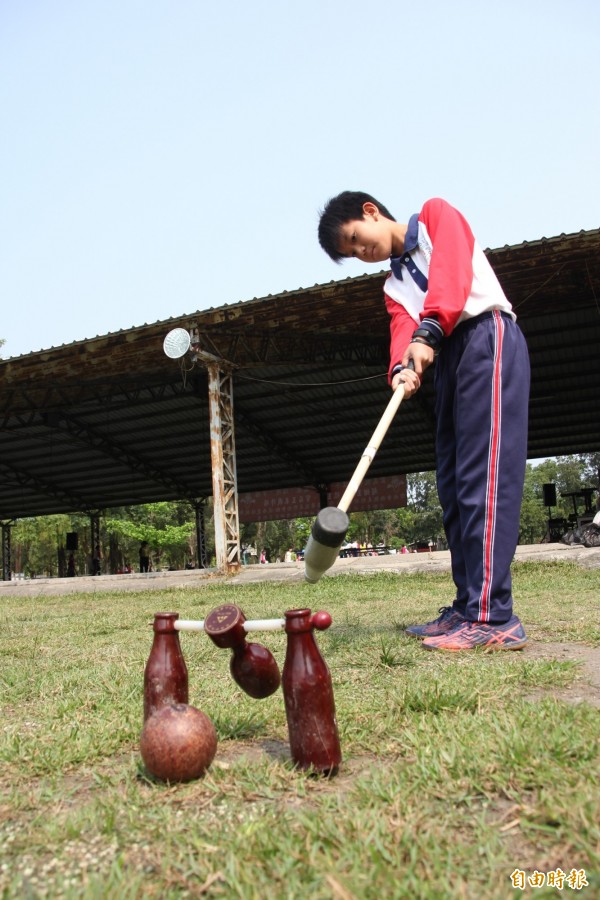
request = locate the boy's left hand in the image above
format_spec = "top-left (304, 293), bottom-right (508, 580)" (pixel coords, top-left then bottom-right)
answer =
top-left (391, 343), bottom-right (434, 397)
top-left (391, 363), bottom-right (421, 398)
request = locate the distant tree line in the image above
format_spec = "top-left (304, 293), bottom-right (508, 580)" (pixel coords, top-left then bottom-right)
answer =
top-left (7, 453), bottom-right (599, 577)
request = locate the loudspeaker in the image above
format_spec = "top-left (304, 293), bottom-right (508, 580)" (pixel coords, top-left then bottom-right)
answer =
top-left (66, 532), bottom-right (78, 551)
top-left (543, 483), bottom-right (557, 508)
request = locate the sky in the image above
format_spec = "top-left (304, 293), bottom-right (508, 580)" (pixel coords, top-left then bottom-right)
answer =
top-left (1, 0), bottom-right (599, 360)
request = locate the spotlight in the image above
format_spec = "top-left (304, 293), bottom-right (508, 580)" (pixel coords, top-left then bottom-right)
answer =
top-left (163, 328), bottom-right (192, 359)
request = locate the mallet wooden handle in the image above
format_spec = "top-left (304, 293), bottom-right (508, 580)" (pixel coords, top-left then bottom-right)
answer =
top-left (337, 382), bottom-right (407, 513)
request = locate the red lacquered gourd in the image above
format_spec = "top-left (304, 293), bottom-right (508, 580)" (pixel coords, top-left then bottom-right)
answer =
top-left (143, 612), bottom-right (189, 721)
top-left (282, 608), bottom-right (341, 776)
top-left (204, 603), bottom-right (281, 699)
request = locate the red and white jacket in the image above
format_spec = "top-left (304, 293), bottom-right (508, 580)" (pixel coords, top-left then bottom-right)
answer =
top-left (385, 198), bottom-right (514, 382)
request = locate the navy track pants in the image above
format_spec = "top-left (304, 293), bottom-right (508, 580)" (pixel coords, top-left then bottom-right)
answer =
top-left (434, 311), bottom-right (530, 625)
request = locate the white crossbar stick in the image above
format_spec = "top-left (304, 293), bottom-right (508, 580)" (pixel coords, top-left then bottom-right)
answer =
top-left (175, 617), bottom-right (286, 633)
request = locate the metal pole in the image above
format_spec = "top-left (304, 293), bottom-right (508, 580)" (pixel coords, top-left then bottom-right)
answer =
top-left (206, 364), bottom-right (241, 573)
top-left (194, 500), bottom-right (207, 569)
top-left (90, 512), bottom-right (101, 575)
top-left (2, 522), bottom-right (13, 582)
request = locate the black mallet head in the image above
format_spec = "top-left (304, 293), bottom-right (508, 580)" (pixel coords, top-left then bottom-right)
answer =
top-left (303, 506), bottom-right (350, 583)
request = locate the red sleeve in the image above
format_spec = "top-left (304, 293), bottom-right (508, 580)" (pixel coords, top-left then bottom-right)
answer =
top-left (419, 198), bottom-right (475, 335)
top-left (385, 291), bottom-right (415, 383)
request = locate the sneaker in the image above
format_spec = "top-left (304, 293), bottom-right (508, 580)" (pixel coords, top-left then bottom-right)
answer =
top-left (422, 615), bottom-right (527, 652)
top-left (405, 606), bottom-right (465, 638)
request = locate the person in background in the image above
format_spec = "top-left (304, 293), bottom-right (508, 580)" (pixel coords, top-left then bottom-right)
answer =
top-left (139, 541), bottom-right (150, 573)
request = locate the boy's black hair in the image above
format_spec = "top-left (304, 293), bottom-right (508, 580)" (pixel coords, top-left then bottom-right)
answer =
top-left (318, 190), bottom-right (396, 263)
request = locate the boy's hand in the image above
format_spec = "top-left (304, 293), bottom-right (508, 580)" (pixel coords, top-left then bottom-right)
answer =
top-left (391, 362), bottom-right (421, 398)
top-left (405, 342), bottom-right (435, 379)
top-left (391, 343), bottom-right (434, 397)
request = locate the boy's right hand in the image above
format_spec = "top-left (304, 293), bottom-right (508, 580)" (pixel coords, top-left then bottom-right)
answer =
top-left (404, 342), bottom-right (435, 386)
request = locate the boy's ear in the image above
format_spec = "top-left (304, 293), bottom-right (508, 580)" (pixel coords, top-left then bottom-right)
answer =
top-left (362, 201), bottom-right (379, 220)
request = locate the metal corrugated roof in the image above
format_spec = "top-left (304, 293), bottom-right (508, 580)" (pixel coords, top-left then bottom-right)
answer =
top-left (1, 228), bottom-right (599, 520)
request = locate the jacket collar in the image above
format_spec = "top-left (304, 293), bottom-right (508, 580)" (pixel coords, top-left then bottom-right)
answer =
top-left (390, 213), bottom-right (419, 279)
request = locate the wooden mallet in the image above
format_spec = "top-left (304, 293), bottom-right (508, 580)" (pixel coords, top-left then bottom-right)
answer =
top-left (304, 371), bottom-right (412, 583)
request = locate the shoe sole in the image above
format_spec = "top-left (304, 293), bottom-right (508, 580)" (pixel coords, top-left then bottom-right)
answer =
top-left (405, 618), bottom-right (465, 639)
top-left (405, 629), bottom-right (458, 640)
top-left (423, 639), bottom-right (528, 653)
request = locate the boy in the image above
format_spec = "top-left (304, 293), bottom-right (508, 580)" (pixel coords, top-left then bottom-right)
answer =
top-left (318, 193), bottom-right (530, 651)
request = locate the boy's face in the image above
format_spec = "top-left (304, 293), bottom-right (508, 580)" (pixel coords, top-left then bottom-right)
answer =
top-left (336, 202), bottom-right (395, 263)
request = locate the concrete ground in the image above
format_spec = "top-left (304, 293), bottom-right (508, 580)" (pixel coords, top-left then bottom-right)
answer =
top-left (2, 542), bottom-right (599, 597)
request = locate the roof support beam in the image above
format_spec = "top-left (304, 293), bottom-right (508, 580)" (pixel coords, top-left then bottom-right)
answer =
top-left (234, 406), bottom-right (326, 488)
top-left (189, 327), bottom-right (387, 368)
top-left (0, 377), bottom-right (192, 421)
top-left (0, 460), bottom-right (90, 512)
top-left (51, 411), bottom-right (196, 498)
top-left (207, 363), bottom-right (240, 573)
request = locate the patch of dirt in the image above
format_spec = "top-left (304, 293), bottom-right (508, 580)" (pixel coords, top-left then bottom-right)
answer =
top-left (213, 739), bottom-right (376, 796)
top-left (522, 640), bottom-right (600, 707)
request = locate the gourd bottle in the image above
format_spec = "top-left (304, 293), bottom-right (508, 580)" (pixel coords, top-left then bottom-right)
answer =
top-left (143, 612), bottom-right (189, 721)
top-left (281, 608), bottom-right (341, 776)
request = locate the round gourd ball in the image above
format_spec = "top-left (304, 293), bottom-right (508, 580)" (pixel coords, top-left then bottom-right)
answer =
top-left (140, 703), bottom-right (217, 782)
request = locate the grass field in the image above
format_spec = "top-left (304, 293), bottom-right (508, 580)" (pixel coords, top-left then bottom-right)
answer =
top-left (1, 561), bottom-right (599, 898)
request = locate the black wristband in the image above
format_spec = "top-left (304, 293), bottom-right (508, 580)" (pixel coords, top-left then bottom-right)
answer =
top-left (411, 327), bottom-right (441, 354)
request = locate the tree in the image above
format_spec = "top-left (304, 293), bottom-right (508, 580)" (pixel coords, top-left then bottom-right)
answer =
top-left (404, 471), bottom-right (444, 547)
top-left (6, 455), bottom-right (598, 577)
top-left (241, 518), bottom-right (310, 562)
top-left (11, 501), bottom-right (203, 577)
top-left (524, 454), bottom-right (599, 542)
top-left (104, 502), bottom-right (200, 570)
top-left (12, 514), bottom-right (74, 577)
top-left (519, 467), bottom-right (548, 543)
top-left (581, 452), bottom-right (600, 489)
